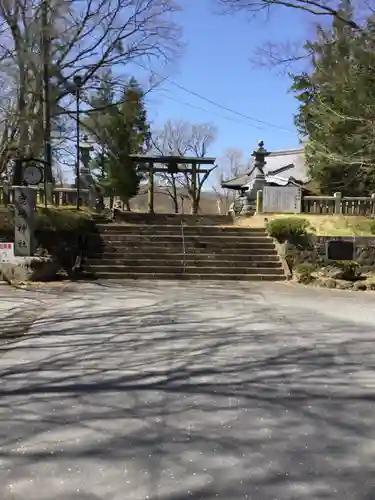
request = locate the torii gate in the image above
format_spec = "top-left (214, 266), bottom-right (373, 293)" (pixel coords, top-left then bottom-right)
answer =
top-left (128, 154), bottom-right (216, 214)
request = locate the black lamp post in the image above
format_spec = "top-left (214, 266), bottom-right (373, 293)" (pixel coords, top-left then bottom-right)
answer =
top-left (73, 75), bottom-right (83, 210)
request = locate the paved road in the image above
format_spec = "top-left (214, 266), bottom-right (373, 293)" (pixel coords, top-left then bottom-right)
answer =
top-left (1, 281), bottom-right (375, 500)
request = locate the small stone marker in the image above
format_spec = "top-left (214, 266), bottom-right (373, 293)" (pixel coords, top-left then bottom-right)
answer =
top-left (13, 187), bottom-right (36, 257)
top-left (327, 240), bottom-right (354, 261)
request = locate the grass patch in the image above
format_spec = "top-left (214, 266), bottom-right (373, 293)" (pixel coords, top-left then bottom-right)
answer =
top-left (35, 207), bottom-right (94, 231)
top-left (235, 214), bottom-right (375, 236)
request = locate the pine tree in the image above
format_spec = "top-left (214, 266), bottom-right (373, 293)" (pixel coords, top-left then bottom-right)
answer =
top-left (84, 76), bottom-right (151, 206)
top-left (291, 4), bottom-right (375, 195)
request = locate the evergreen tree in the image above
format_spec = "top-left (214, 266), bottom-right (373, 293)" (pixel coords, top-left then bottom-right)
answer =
top-left (291, 4), bottom-right (375, 195)
top-left (84, 76), bottom-right (151, 206)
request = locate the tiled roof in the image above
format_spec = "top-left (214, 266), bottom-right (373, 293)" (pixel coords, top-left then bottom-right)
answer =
top-left (221, 147), bottom-right (309, 189)
top-left (265, 148), bottom-right (308, 183)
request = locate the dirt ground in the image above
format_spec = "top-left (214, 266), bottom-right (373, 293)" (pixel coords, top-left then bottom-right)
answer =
top-left (232, 214), bottom-right (374, 236)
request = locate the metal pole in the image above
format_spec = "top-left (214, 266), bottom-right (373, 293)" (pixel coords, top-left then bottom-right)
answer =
top-left (41, 0), bottom-right (51, 208)
top-left (76, 85), bottom-right (80, 211)
top-left (101, 145), bottom-right (105, 178)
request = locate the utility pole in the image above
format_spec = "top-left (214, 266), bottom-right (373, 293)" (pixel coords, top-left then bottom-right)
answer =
top-left (41, 0), bottom-right (52, 207)
top-left (73, 75), bottom-right (83, 210)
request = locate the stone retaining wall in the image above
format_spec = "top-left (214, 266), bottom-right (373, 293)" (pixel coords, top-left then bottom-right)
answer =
top-left (0, 229), bottom-right (90, 280)
top-left (286, 236), bottom-right (375, 273)
top-left (312, 236), bottom-right (375, 269)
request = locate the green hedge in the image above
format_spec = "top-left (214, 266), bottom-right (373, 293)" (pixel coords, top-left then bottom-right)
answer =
top-left (266, 217), bottom-right (310, 243)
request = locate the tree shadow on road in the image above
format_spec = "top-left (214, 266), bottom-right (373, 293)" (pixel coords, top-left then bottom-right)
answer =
top-left (0, 286), bottom-right (375, 500)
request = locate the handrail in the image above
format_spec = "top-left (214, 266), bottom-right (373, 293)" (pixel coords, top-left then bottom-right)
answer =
top-left (180, 221), bottom-right (186, 274)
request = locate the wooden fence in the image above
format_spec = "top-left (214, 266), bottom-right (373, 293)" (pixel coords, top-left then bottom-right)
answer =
top-left (303, 192), bottom-right (375, 216)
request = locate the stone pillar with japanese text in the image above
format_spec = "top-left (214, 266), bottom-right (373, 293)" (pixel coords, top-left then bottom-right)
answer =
top-left (13, 187), bottom-right (36, 257)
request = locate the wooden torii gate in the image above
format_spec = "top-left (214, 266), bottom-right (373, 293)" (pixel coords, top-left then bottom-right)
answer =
top-left (128, 154), bottom-right (216, 214)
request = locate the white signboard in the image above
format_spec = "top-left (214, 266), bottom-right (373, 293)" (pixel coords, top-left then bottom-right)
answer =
top-left (263, 186), bottom-right (302, 213)
top-left (0, 242), bottom-right (14, 262)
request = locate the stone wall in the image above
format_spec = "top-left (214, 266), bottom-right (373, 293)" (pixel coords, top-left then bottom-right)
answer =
top-left (0, 229), bottom-right (93, 279)
top-left (313, 236), bottom-right (375, 271)
top-left (286, 236), bottom-right (375, 273)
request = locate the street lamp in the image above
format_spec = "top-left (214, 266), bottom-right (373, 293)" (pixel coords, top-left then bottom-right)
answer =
top-left (73, 75), bottom-right (83, 210)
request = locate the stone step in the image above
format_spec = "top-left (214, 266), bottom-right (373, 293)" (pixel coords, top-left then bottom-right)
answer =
top-left (83, 272), bottom-right (286, 281)
top-left (111, 213), bottom-right (233, 224)
top-left (86, 252), bottom-right (279, 261)
top-left (86, 247), bottom-right (279, 256)
top-left (91, 216), bottom-right (112, 223)
top-left (96, 231), bottom-right (269, 238)
top-left (95, 243), bottom-right (277, 252)
top-left (95, 224), bottom-right (266, 234)
top-left (86, 265), bottom-right (284, 275)
top-left (85, 258), bottom-right (282, 268)
top-left (93, 235), bottom-right (272, 244)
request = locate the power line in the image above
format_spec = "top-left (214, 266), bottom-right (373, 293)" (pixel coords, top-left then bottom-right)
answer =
top-left (161, 94), bottom-right (265, 130)
top-left (133, 61), bottom-right (294, 133)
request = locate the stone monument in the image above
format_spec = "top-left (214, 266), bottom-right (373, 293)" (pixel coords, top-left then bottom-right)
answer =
top-left (13, 186), bottom-right (36, 257)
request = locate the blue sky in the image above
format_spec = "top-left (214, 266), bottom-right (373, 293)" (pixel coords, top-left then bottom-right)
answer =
top-left (137, 1), bottom-right (312, 163)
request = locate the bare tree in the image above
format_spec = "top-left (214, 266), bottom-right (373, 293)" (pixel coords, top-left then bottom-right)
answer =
top-left (52, 163), bottom-right (66, 187)
top-left (152, 120), bottom-right (218, 213)
top-left (0, 0), bottom-right (182, 175)
top-left (215, 0), bottom-right (371, 71)
top-left (180, 122), bottom-right (218, 214)
top-left (216, 0), bottom-right (363, 28)
top-left (151, 120), bottom-right (189, 213)
top-left (214, 147), bottom-right (246, 214)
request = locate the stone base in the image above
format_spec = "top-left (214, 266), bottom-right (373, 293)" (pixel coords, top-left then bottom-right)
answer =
top-left (0, 257), bottom-right (60, 283)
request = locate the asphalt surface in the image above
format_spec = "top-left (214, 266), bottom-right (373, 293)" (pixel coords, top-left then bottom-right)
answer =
top-left (1, 281), bottom-right (375, 500)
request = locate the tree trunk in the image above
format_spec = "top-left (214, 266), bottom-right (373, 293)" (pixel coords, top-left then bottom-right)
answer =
top-left (173, 196), bottom-right (178, 213)
top-left (171, 175), bottom-right (178, 213)
top-left (192, 199), bottom-right (199, 214)
top-left (192, 189), bottom-right (201, 214)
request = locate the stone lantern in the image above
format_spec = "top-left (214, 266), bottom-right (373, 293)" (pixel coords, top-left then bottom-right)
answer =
top-left (240, 141), bottom-right (271, 215)
top-left (252, 140), bottom-right (270, 176)
top-left (78, 135), bottom-right (95, 206)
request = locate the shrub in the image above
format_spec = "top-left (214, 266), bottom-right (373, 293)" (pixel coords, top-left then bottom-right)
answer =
top-left (324, 260), bottom-right (360, 281)
top-left (294, 262), bottom-right (318, 275)
top-left (286, 245), bottom-right (322, 271)
top-left (0, 207), bottom-right (14, 232)
top-left (266, 217), bottom-right (310, 243)
top-left (35, 208), bottom-right (94, 231)
top-left (293, 262), bottom-right (318, 284)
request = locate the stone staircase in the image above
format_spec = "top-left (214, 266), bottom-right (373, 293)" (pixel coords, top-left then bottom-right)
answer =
top-left (83, 214), bottom-right (285, 281)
